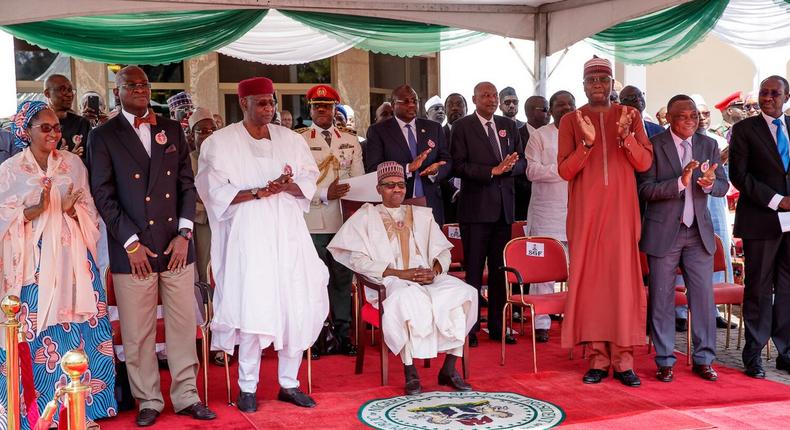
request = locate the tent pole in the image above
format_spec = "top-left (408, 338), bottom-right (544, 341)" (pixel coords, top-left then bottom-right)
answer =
top-left (533, 11), bottom-right (548, 97)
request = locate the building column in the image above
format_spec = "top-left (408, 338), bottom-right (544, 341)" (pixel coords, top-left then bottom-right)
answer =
top-left (186, 52), bottom-right (219, 116)
top-left (334, 48), bottom-right (370, 136)
top-left (72, 59), bottom-right (107, 111)
top-left (427, 53), bottom-right (440, 99)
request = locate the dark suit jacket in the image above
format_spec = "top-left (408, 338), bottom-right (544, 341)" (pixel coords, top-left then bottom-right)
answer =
top-left (730, 115), bottom-right (790, 240)
top-left (88, 114), bottom-right (196, 274)
top-left (645, 120), bottom-right (665, 138)
top-left (451, 113), bottom-right (526, 224)
top-left (638, 130), bottom-right (728, 256)
top-left (365, 117), bottom-right (452, 224)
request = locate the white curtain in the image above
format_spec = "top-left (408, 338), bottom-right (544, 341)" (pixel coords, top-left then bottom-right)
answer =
top-left (712, 0), bottom-right (790, 50)
top-left (218, 10), bottom-right (361, 65)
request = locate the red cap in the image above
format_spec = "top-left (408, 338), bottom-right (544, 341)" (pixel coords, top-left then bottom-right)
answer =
top-left (238, 77), bottom-right (274, 98)
top-left (306, 84), bottom-right (341, 104)
top-left (714, 91), bottom-right (743, 111)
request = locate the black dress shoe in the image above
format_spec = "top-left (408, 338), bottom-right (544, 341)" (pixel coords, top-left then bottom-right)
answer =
top-left (340, 337), bottom-right (358, 356)
top-left (278, 387), bottom-right (316, 408)
top-left (745, 364), bottom-right (766, 379)
top-left (692, 364), bottom-right (718, 381)
top-left (237, 392), bottom-right (257, 413)
top-left (404, 364), bottom-right (422, 395)
top-left (535, 329), bottom-right (549, 343)
top-left (715, 316), bottom-right (737, 329)
top-left (549, 314), bottom-right (563, 321)
top-left (656, 366), bottom-right (673, 382)
top-left (177, 402), bottom-right (217, 420)
top-left (438, 370), bottom-right (472, 391)
top-left (675, 318), bottom-right (688, 332)
top-left (776, 356), bottom-right (790, 374)
top-left (308, 349), bottom-right (320, 360)
top-left (582, 368), bottom-right (608, 384)
top-left (489, 332), bottom-right (517, 344)
top-left (613, 369), bottom-right (641, 387)
top-left (468, 333), bottom-right (479, 348)
top-left (135, 408), bottom-right (160, 427)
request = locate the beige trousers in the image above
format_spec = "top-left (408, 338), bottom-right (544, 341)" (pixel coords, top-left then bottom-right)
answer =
top-left (113, 263), bottom-right (200, 412)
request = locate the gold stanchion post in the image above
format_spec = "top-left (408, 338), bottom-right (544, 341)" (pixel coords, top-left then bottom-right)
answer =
top-left (61, 349), bottom-right (90, 430)
top-left (1, 295), bottom-right (21, 430)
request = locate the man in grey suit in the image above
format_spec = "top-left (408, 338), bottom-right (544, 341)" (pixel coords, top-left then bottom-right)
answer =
top-left (638, 95), bottom-right (729, 382)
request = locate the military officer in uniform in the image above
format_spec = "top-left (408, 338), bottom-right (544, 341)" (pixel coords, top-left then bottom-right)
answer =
top-left (298, 84), bottom-right (364, 356)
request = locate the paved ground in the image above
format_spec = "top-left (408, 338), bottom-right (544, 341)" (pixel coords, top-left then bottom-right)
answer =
top-left (672, 306), bottom-right (790, 385)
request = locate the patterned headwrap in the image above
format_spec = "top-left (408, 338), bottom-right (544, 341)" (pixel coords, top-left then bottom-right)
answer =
top-left (11, 100), bottom-right (50, 149)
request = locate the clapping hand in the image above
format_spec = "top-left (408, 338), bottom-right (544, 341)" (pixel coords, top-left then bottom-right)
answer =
top-left (420, 161), bottom-right (446, 177)
top-left (58, 137), bottom-right (84, 157)
top-left (681, 160), bottom-right (700, 187)
top-left (408, 148), bottom-right (432, 173)
top-left (492, 152), bottom-right (519, 176)
top-left (617, 108), bottom-right (636, 140)
top-left (696, 161), bottom-right (719, 188)
top-left (61, 183), bottom-right (83, 216)
top-left (575, 111), bottom-right (596, 144)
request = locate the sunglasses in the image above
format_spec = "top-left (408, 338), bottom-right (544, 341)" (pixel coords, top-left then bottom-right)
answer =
top-left (744, 103), bottom-right (759, 111)
top-left (531, 107), bottom-right (549, 113)
top-left (378, 181), bottom-right (406, 189)
top-left (195, 128), bottom-right (217, 135)
top-left (30, 123), bottom-right (62, 133)
top-left (121, 83), bottom-right (152, 91)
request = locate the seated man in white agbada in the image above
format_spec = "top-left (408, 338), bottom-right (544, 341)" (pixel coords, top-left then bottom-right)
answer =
top-left (328, 161), bottom-right (477, 395)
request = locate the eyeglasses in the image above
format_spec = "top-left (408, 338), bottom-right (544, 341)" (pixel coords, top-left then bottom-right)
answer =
top-left (121, 83), bottom-right (152, 91)
top-left (378, 181), bottom-right (406, 189)
top-left (583, 76), bottom-right (612, 85)
top-left (30, 123), bottom-right (62, 133)
top-left (744, 103), bottom-right (759, 111)
top-left (195, 128), bottom-right (217, 135)
top-left (530, 106), bottom-right (549, 113)
top-left (759, 89), bottom-right (785, 98)
top-left (52, 86), bottom-right (74, 95)
top-left (394, 98), bottom-right (419, 106)
top-left (502, 100), bottom-right (519, 106)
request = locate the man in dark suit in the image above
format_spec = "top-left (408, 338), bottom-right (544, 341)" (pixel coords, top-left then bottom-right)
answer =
top-left (451, 81), bottom-right (526, 346)
top-left (729, 75), bottom-right (790, 379)
top-left (639, 95), bottom-right (728, 383)
top-left (441, 93), bottom-right (468, 224)
top-left (88, 66), bottom-right (215, 426)
top-left (365, 84), bottom-right (452, 225)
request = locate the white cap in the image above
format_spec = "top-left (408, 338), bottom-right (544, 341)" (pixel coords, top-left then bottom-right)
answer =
top-left (424, 95), bottom-right (442, 111)
top-left (690, 94), bottom-right (707, 108)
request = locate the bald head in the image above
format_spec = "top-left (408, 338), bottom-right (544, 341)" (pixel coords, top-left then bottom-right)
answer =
top-left (115, 65), bottom-right (146, 86)
top-left (525, 95), bottom-right (549, 129)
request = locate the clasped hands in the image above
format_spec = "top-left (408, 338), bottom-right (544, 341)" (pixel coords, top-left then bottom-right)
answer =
top-left (681, 160), bottom-right (718, 188)
top-left (575, 108), bottom-right (636, 147)
top-left (255, 173), bottom-right (294, 198)
top-left (409, 148), bottom-right (446, 177)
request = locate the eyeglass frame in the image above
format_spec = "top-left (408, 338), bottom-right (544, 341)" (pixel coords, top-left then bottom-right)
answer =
top-left (29, 123), bottom-right (63, 133)
top-left (378, 181), bottom-right (407, 189)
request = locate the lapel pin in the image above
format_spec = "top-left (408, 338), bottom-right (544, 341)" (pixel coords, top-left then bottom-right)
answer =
top-left (427, 139), bottom-right (436, 148)
top-left (155, 130), bottom-right (168, 145)
top-left (498, 129), bottom-right (507, 138)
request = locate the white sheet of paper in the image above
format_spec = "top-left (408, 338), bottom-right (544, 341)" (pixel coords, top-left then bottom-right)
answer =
top-left (779, 212), bottom-right (790, 232)
top-left (526, 241), bottom-right (545, 257)
top-left (338, 172), bottom-right (382, 202)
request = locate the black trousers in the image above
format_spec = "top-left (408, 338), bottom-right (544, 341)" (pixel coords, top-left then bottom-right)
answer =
top-left (460, 208), bottom-right (511, 337)
top-left (742, 232), bottom-right (790, 367)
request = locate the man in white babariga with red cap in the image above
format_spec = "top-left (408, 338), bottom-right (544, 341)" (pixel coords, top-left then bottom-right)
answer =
top-left (195, 76), bottom-right (329, 413)
top-left (328, 161), bottom-right (477, 396)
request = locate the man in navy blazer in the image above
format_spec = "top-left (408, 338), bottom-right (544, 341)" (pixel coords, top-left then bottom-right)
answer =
top-left (365, 85), bottom-right (452, 225)
top-left (639, 95), bottom-right (729, 383)
top-left (451, 82), bottom-right (526, 345)
top-left (88, 66), bottom-right (214, 425)
top-left (729, 75), bottom-right (790, 379)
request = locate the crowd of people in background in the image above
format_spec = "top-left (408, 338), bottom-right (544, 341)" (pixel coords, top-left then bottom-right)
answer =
top-left (1, 57), bottom-right (790, 428)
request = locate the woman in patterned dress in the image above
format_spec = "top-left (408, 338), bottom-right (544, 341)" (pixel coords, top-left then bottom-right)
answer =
top-left (0, 101), bottom-right (116, 428)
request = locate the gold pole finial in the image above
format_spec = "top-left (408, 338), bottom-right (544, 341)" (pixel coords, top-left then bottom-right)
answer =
top-left (61, 349), bottom-right (90, 430)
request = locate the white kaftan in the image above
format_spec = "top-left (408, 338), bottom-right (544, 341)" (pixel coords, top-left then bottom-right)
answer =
top-left (195, 122), bottom-right (329, 356)
top-left (525, 124), bottom-right (568, 241)
top-left (328, 204), bottom-right (477, 359)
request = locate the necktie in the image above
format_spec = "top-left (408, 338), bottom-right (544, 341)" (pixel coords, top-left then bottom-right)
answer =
top-left (772, 118), bottom-right (789, 171)
top-left (133, 112), bottom-right (157, 129)
top-left (404, 124), bottom-right (424, 197)
top-left (321, 130), bottom-right (332, 146)
top-left (681, 140), bottom-right (694, 227)
top-left (486, 121), bottom-right (502, 161)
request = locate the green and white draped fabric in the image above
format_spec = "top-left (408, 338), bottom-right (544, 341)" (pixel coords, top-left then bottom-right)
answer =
top-left (713, 0), bottom-right (790, 49)
top-left (2, 10), bottom-right (268, 65)
top-left (588, 0), bottom-right (729, 65)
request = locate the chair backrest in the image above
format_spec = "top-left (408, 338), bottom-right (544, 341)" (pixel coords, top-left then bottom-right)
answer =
top-left (441, 223), bottom-right (464, 266)
top-left (104, 267), bottom-right (117, 306)
top-left (503, 237), bottom-right (568, 284)
top-left (713, 234), bottom-right (727, 274)
top-left (511, 220), bottom-right (528, 239)
top-left (340, 196), bottom-right (427, 223)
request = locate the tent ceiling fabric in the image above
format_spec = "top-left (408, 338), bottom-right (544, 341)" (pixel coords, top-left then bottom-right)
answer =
top-left (0, 0), bottom-right (691, 55)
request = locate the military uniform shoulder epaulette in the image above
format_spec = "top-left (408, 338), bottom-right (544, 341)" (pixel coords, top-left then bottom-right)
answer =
top-left (336, 125), bottom-right (357, 136)
top-left (294, 127), bottom-right (310, 135)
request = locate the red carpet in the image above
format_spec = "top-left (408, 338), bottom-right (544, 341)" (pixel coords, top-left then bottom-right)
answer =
top-left (101, 323), bottom-right (790, 429)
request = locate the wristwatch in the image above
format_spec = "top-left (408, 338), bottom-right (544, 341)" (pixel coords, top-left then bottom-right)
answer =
top-left (178, 228), bottom-right (192, 240)
top-left (251, 187), bottom-right (260, 199)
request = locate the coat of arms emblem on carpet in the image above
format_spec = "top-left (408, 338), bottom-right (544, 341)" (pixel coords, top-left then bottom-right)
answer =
top-left (358, 391), bottom-right (564, 429)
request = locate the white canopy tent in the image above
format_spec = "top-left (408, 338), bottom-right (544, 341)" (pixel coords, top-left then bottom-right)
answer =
top-left (1, 0), bottom-right (690, 94)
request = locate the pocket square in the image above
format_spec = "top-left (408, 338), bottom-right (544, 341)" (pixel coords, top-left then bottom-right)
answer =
top-left (164, 144), bottom-right (177, 154)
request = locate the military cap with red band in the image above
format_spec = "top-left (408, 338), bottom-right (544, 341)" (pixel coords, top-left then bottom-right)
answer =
top-left (714, 91), bottom-right (744, 111)
top-left (306, 84), bottom-right (341, 105)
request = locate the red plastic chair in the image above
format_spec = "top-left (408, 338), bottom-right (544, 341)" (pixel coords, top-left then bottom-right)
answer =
top-left (105, 269), bottom-right (211, 405)
top-left (511, 220), bottom-right (528, 239)
top-left (441, 223), bottom-right (488, 285)
top-left (500, 237), bottom-right (568, 370)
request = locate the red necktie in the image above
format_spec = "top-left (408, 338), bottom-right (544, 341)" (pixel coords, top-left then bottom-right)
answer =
top-left (134, 111), bottom-right (157, 129)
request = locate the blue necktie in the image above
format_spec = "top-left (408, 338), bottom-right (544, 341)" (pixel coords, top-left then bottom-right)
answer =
top-left (404, 124), bottom-right (424, 197)
top-left (486, 121), bottom-right (503, 161)
top-left (772, 118), bottom-right (789, 171)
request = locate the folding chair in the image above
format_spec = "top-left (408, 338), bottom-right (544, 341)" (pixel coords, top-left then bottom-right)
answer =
top-left (511, 220), bottom-right (528, 239)
top-left (500, 237), bottom-right (568, 370)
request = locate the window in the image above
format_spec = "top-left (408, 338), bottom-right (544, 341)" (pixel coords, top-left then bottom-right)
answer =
top-left (107, 63), bottom-right (186, 115)
top-left (368, 53), bottom-right (429, 123)
top-left (14, 38), bottom-right (71, 105)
